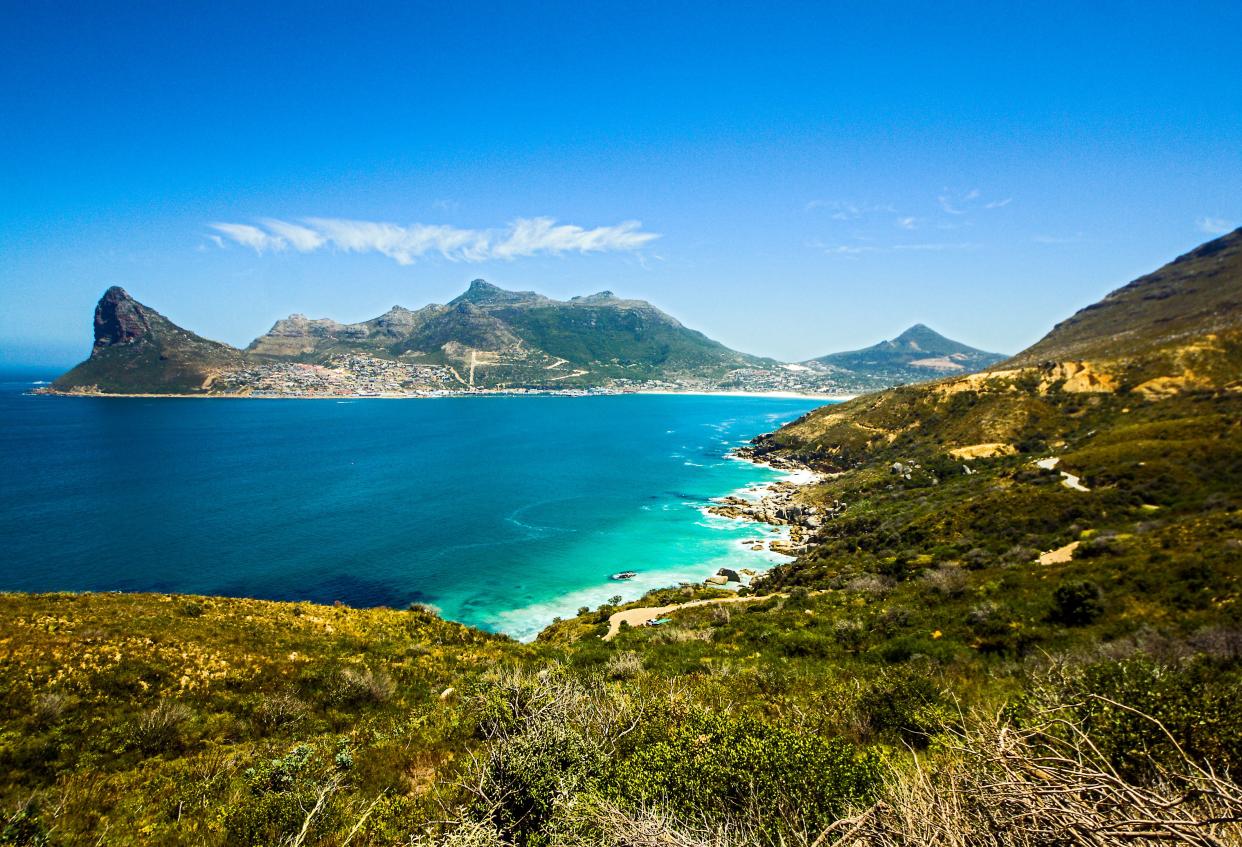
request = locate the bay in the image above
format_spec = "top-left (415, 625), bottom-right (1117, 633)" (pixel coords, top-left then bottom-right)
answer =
top-left (0, 376), bottom-right (826, 639)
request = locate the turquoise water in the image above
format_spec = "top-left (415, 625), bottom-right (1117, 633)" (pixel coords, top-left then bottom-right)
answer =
top-left (0, 375), bottom-right (824, 639)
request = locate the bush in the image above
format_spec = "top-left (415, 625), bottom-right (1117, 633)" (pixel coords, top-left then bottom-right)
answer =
top-left (1057, 657), bottom-right (1242, 781)
top-left (856, 669), bottom-right (945, 746)
top-left (465, 668), bottom-right (624, 841)
top-left (833, 619), bottom-right (865, 651)
top-left (613, 710), bottom-right (884, 840)
top-left (333, 665), bottom-right (395, 706)
top-left (1050, 580), bottom-right (1104, 626)
top-left (920, 565), bottom-right (967, 598)
top-left (225, 744), bottom-right (339, 845)
top-left (129, 699), bottom-right (192, 756)
top-left (0, 801), bottom-right (49, 847)
top-left (604, 651), bottom-right (643, 680)
top-left (253, 691), bottom-right (309, 732)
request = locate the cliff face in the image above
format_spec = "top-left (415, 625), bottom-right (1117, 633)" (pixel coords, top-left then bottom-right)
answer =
top-left (93, 286), bottom-right (154, 348)
top-left (53, 288), bottom-right (245, 394)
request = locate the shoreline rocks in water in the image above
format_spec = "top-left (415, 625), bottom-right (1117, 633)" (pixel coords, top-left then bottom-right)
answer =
top-left (706, 449), bottom-right (838, 567)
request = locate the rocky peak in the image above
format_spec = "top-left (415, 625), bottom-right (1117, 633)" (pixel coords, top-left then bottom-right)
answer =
top-left (93, 286), bottom-right (152, 350)
top-left (571, 290), bottom-right (618, 304)
top-left (450, 279), bottom-right (547, 308)
top-left (266, 314), bottom-right (349, 339)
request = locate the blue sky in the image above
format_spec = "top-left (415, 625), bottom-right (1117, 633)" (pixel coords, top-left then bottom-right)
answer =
top-left (2, 1), bottom-right (1240, 367)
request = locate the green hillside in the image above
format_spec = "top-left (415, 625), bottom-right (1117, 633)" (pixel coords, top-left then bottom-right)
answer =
top-left (252, 279), bottom-right (769, 386)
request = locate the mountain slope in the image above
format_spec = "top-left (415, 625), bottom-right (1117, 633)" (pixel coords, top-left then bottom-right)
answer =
top-left (760, 229), bottom-right (1242, 464)
top-left (52, 280), bottom-right (776, 393)
top-left (745, 230), bottom-right (1242, 620)
top-left (804, 323), bottom-right (1005, 387)
top-left (247, 279), bottom-right (769, 386)
top-left (52, 287), bottom-right (245, 394)
top-left (1005, 228), bottom-right (1242, 388)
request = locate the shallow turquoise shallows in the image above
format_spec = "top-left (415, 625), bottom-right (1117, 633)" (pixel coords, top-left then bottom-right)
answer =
top-left (0, 376), bottom-right (826, 639)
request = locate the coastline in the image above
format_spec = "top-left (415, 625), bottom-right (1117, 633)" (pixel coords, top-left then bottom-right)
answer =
top-left (33, 386), bottom-right (856, 401)
top-left (503, 449), bottom-right (821, 642)
top-left (710, 447), bottom-right (825, 563)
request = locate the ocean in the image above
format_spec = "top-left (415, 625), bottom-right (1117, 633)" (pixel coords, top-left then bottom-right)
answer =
top-left (0, 374), bottom-right (826, 640)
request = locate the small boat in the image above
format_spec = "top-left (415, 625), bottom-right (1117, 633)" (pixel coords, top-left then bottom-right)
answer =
top-left (610, 571), bottom-right (638, 581)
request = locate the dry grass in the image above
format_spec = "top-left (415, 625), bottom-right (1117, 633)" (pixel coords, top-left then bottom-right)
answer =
top-left (847, 699), bottom-right (1242, 847)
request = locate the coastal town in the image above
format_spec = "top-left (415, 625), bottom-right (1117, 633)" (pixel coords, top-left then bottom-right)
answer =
top-left (193, 355), bottom-right (864, 398)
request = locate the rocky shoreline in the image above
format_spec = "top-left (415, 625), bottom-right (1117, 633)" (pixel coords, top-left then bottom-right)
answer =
top-left (704, 446), bottom-right (835, 578)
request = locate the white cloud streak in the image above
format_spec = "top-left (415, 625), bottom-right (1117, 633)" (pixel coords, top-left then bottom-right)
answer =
top-left (209, 222), bottom-right (287, 253)
top-left (208, 216), bottom-right (659, 265)
top-left (1197, 217), bottom-right (1235, 235)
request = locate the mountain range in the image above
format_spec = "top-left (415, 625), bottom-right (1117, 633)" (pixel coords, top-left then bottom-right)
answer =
top-left (50, 280), bottom-right (1001, 395)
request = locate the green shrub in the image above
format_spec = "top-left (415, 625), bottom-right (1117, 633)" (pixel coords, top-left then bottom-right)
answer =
top-left (855, 669), bottom-right (945, 746)
top-left (1050, 580), bottom-right (1103, 625)
top-left (225, 743), bottom-right (339, 845)
top-left (1060, 657), bottom-right (1242, 781)
top-left (0, 801), bottom-right (49, 847)
top-left (613, 710), bottom-right (884, 841)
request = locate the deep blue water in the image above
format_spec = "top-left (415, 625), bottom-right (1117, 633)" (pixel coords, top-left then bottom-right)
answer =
top-left (0, 375), bottom-right (823, 638)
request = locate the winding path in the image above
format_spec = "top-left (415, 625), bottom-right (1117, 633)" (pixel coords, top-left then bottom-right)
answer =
top-left (604, 593), bottom-right (781, 640)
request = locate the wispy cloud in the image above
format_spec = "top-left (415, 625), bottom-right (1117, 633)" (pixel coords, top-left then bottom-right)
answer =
top-left (260, 218), bottom-right (326, 252)
top-left (209, 222), bottom-right (286, 253)
top-left (937, 194), bottom-right (967, 215)
top-left (208, 216), bottom-right (659, 264)
top-left (491, 218), bottom-right (655, 259)
top-left (939, 189), bottom-right (1010, 215)
top-left (1197, 216), bottom-right (1235, 235)
top-left (891, 242), bottom-right (979, 251)
top-left (896, 216), bottom-right (918, 230)
top-left (819, 244), bottom-right (880, 255)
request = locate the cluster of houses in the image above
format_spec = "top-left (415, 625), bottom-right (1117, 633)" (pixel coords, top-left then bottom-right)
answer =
top-left (216, 355), bottom-right (460, 396)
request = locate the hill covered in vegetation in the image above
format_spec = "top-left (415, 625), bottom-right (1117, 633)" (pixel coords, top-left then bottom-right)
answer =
top-left (802, 323), bottom-right (1006, 389)
top-left (10, 231), bottom-right (1241, 846)
top-left (51, 287), bottom-right (245, 394)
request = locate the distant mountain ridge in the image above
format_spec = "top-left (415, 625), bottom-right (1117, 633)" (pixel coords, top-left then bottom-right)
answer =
top-left (52, 279), bottom-right (1008, 395)
top-left (803, 323), bottom-right (1005, 388)
top-left (243, 279), bottom-right (768, 387)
